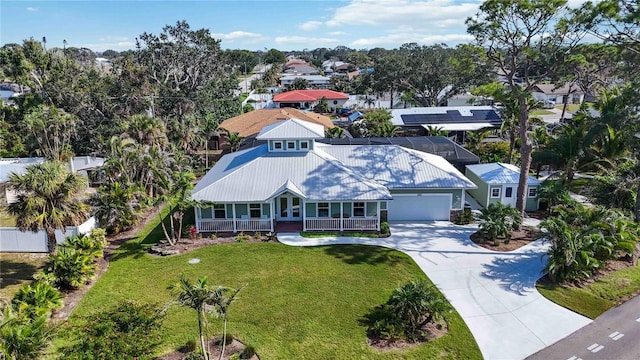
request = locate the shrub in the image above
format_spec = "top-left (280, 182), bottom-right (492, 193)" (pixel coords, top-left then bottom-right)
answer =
top-left (380, 221), bottom-right (390, 235)
top-left (61, 228), bottom-right (108, 260)
top-left (236, 232), bottom-right (249, 243)
top-left (42, 247), bottom-right (97, 290)
top-left (0, 308), bottom-right (57, 360)
top-left (454, 207), bottom-right (474, 225)
top-left (11, 281), bottom-right (63, 320)
top-left (240, 345), bottom-right (256, 359)
top-left (60, 300), bottom-right (165, 360)
top-left (478, 202), bottom-right (522, 242)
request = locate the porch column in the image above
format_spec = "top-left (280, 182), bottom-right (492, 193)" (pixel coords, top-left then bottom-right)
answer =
top-left (269, 200), bottom-right (274, 232)
top-left (232, 204), bottom-right (237, 233)
top-left (340, 202), bottom-right (344, 231)
top-left (376, 201), bottom-right (381, 231)
top-left (302, 200), bottom-right (307, 231)
top-left (194, 207), bottom-right (200, 232)
top-left (461, 190), bottom-right (466, 211)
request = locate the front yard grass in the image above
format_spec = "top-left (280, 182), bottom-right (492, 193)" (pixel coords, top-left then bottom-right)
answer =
top-left (0, 252), bottom-right (48, 300)
top-left (537, 264), bottom-right (640, 319)
top-left (57, 214), bottom-right (481, 359)
top-left (0, 208), bottom-right (16, 226)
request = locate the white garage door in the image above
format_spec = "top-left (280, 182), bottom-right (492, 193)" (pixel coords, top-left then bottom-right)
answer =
top-left (387, 194), bottom-right (452, 221)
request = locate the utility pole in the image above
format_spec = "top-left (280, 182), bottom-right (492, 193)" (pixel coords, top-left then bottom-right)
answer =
top-left (244, 63), bottom-right (248, 93)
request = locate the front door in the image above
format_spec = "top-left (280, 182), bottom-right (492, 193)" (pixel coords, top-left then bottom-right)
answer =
top-left (277, 195), bottom-right (302, 221)
top-left (503, 186), bottom-right (517, 208)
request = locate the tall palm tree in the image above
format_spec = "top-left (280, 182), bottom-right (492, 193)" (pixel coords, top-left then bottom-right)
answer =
top-left (425, 125), bottom-right (447, 136)
top-left (121, 114), bottom-right (168, 150)
top-left (168, 275), bottom-right (223, 360)
top-left (214, 285), bottom-right (245, 360)
top-left (7, 161), bottom-right (89, 254)
top-left (226, 133), bottom-right (244, 152)
top-left (157, 171), bottom-right (196, 245)
top-left (464, 129), bottom-right (491, 154)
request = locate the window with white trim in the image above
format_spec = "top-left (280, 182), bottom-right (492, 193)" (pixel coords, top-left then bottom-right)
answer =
top-left (201, 207), bottom-right (213, 219)
top-left (317, 202), bottom-right (329, 218)
top-left (287, 141), bottom-right (296, 150)
top-left (491, 188), bottom-right (501, 198)
top-left (353, 202), bottom-right (365, 217)
top-left (300, 141), bottom-right (308, 149)
top-left (528, 187), bottom-right (538, 198)
top-left (273, 141), bottom-right (283, 150)
top-left (213, 204), bottom-right (226, 219)
top-left (249, 203), bottom-right (261, 218)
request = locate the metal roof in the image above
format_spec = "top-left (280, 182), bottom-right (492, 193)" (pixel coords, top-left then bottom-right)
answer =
top-left (317, 144), bottom-right (477, 189)
top-left (256, 118), bottom-right (325, 140)
top-left (192, 145), bottom-right (392, 203)
top-left (466, 162), bottom-right (542, 185)
top-left (390, 106), bottom-right (502, 128)
top-left (421, 123), bottom-right (495, 132)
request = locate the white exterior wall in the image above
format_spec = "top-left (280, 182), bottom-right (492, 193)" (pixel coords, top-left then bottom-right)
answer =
top-left (0, 216), bottom-right (97, 253)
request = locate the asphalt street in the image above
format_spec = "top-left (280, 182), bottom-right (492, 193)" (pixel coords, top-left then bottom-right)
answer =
top-left (527, 295), bottom-right (640, 360)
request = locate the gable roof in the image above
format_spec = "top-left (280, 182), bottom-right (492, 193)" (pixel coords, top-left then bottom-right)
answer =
top-left (533, 83), bottom-right (583, 95)
top-left (466, 162), bottom-right (541, 185)
top-left (220, 108), bottom-right (333, 137)
top-left (256, 118), bottom-right (325, 140)
top-left (273, 90), bottom-right (349, 103)
top-left (317, 144), bottom-right (476, 189)
top-left (192, 145), bottom-right (392, 202)
top-left (390, 106), bottom-right (502, 128)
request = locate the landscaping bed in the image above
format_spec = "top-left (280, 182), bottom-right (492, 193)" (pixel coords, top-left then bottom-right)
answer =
top-left (470, 226), bottom-right (543, 252)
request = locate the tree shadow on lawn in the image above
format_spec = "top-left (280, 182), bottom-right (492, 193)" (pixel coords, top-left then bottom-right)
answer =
top-left (0, 259), bottom-right (41, 290)
top-left (480, 253), bottom-right (546, 295)
top-left (323, 244), bottom-right (404, 266)
top-left (108, 218), bottom-right (168, 262)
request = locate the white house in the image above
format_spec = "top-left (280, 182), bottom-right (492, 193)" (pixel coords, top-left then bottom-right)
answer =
top-left (280, 75), bottom-right (331, 89)
top-left (532, 83), bottom-right (585, 105)
top-left (192, 118), bottom-right (477, 233)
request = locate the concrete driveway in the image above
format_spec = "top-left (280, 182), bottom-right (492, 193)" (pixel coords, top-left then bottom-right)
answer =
top-left (278, 221), bottom-right (591, 360)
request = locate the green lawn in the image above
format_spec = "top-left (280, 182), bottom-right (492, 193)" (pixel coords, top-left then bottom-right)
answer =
top-left (537, 264), bottom-right (640, 319)
top-left (58, 212), bottom-right (481, 359)
top-left (0, 208), bottom-right (16, 227)
top-left (0, 252), bottom-right (48, 300)
top-left (555, 104), bottom-right (581, 112)
top-left (530, 109), bottom-right (555, 116)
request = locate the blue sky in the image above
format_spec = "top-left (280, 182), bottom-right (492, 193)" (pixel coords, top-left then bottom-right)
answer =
top-left (1, 0), bottom-right (589, 52)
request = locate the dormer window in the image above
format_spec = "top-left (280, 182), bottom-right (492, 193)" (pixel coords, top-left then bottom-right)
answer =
top-left (300, 141), bottom-right (308, 149)
top-left (287, 141), bottom-right (296, 149)
top-left (274, 141), bottom-right (283, 150)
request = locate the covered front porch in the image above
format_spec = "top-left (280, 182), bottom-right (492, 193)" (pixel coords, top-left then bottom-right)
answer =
top-left (194, 195), bottom-right (384, 233)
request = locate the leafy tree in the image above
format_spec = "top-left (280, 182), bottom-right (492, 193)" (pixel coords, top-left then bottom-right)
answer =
top-left (23, 104), bottom-right (77, 161)
top-left (313, 97), bottom-right (330, 113)
top-left (478, 202), bottom-right (523, 243)
top-left (352, 109), bottom-right (394, 137)
top-left (60, 300), bottom-right (165, 360)
top-left (467, 0), bottom-right (581, 216)
top-left (325, 126), bottom-right (346, 139)
top-left (120, 114), bottom-right (168, 150)
top-left (41, 247), bottom-right (97, 289)
top-left (464, 129), bottom-right (491, 154)
top-left (264, 48), bottom-right (286, 64)
top-left (226, 133), bottom-right (245, 152)
top-left (156, 171), bottom-right (196, 246)
top-left (7, 161), bottom-right (89, 254)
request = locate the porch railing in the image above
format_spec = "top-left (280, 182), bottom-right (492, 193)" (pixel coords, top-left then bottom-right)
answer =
top-left (198, 219), bottom-right (272, 232)
top-left (305, 217), bottom-right (378, 231)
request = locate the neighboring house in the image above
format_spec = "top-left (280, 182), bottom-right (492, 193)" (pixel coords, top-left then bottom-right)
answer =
top-left (273, 90), bottom-right (348, 111)
top-left (280, 75), bottom-right (331, 89)
top-left (241, 92), bottom-right (274, 110)
top-left (284, 65), bottom-right (320, 76)
top-left (532, 83), bottom-right (585, 105)
top-left (220, 108), bottom-right (334, 138)
top-left (192, 119), bottom-right (477, 233)
top-left (390, 106), bottom-right (503, 133)
top-left (465, 162), bottom-right (541, 211)
top-left (0, 156), bottom-right (105, 205)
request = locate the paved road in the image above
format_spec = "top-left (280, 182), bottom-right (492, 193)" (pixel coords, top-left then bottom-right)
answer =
top-left (527, 295), bottom-right (640, 360)
top-left (237, 64), bottom-right (269, 93)
top-left (278, 221), bottom-right (591, 360)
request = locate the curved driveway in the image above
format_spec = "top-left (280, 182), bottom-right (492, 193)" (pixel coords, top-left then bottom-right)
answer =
top-left (278, 221), bottom-right (591, 360)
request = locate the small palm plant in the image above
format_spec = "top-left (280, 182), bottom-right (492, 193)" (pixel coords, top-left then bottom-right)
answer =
top-left (0, 307), bottom-right (57, 360)
top-left (478, 202), bottom-right (522, 244)
top-left (10, 282), bottom-right (63, 320)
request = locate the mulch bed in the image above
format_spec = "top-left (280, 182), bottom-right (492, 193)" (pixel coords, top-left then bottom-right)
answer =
top-left (149, 233), bottom-right (276, 256)
top-left (158, 337), bottom-right (259, 360)
top-left (368, 320), bottom-right (449, 350)
top-left (470, 226), bottom-right (544, 252)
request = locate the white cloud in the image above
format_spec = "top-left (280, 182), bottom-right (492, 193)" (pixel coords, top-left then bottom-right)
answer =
top-left (299, 21), bottom-right (323, 31)
top-left (327, 31), bottom-right (347, 36)
top-left (275, 36), bottom-right (339, 46)
top-left (210, 30), bottom-right (266, 43)
top-left (351, 33), bottom-right (473, 47)
top-left (26, 7), bottom-right (37, 12)
top-left (325, 0), bottom-right (479, 30)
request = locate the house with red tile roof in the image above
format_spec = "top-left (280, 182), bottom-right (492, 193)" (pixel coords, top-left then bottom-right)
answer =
top-left (273, 90), bottom-right (349, 112)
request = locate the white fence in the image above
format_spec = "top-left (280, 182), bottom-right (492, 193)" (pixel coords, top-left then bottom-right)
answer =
top-left (305, 217), bottom-right (378, 231)
top-left (198, 218), bottom-right (273, 233)
top-left (0, 217), bottom-right (96, 253)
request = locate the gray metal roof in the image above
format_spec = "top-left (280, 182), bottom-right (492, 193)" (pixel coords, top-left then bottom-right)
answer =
top-left (318, 144), bottom-right (477, 189)
top-left (256, 118), bottom-right (325, 140)
top-left (390, 106), bottom-right (502, 128)
top-left (466, 163), bottom-right (542, 185)
top-left (192, 145), bottom-right (392, 202)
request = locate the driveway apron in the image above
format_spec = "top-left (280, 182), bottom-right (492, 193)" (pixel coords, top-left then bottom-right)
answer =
top-left (278, 221), bottom-right (591, 360)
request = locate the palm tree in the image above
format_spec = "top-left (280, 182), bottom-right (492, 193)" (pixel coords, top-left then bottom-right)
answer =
top-left (226, 133), bottom-right (244, 152)
top-left (214, 285), bottom-right (245, 360)
top-left (425, 125), bottom-right (447, 136)
top-left (168, 275), bottom-right (223, 360)
top-left (7, 161), bottom-right (89, 254)
top-left (10, 282), bottom-right (63, 320)
top-left (0, 309), bottom-right (57, 360)
top-left (325, 126), bottom-right (346, 139)
top-left (464, 129), bottom-right (491, 154)
top-left (90, 181), bottom-right (145, 234)
top-left (121, 114), bottom-right (168, 150)
top-left (157, 171), bottom-right (196, 245)
top-left (376, 122), bottom-right (399, 137)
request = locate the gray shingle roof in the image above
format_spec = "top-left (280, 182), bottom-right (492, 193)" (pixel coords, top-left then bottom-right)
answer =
top-left (466, 163), bottom-right (541, 185)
